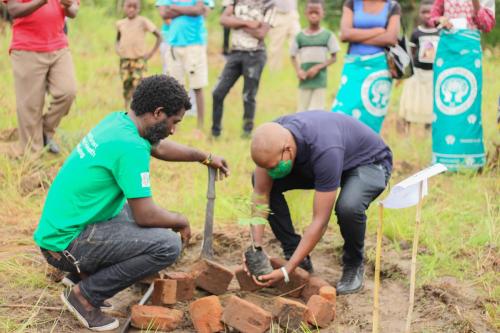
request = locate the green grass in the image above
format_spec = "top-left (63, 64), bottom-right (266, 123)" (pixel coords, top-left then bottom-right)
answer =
top-left (0, 4), bottom-right (499, 331)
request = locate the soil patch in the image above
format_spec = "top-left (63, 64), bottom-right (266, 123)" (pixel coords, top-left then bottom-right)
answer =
top-left (1, 227), bottom-right (496, 332)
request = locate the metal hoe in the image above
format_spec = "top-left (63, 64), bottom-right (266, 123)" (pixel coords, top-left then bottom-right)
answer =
top-left (201, 166), bottom-right (216, 259)
top-left (119, 282), bottom-right (154, 333)
top-left (120, 166), bottom-right (216, 332)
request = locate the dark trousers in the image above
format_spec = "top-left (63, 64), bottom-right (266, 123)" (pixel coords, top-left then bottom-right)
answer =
top-left (212, 50), bottom-right (267, 136)
top-left (262, 163), bottom-right (390, 267)
top-left (222, 7), bottom-right (230, 55)
top-left (41, 204), bottom-right (181, 308)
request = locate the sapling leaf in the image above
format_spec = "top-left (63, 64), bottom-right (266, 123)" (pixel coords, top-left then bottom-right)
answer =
top-left (238, 216), bottom-right (268, 226)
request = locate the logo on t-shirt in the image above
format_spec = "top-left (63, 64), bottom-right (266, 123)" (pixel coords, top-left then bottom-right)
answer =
top-left (141, 172), bottom-right (151, 188)
top-left (418, 35), bottom-right (439, 64)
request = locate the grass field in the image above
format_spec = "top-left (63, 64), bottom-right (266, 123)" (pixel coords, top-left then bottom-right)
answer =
top-left (0, 4), bottom-right (499, 332)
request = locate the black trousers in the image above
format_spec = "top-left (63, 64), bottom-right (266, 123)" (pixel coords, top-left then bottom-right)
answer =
top-left (258, 163), bottom-right (390, 267)
top-left (211, 50), bottom-right (267, 136)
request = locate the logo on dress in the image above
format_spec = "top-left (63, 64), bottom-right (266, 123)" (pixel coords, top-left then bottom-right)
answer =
top-left (361, 70), bottom-right (392, 117)
top-left (141, 172), bottom-right (150, 188)
top-left (435, 67), bottom-right (477, 116)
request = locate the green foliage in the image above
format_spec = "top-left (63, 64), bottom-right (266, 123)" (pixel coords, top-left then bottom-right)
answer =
top-left (238, 216), bottom-right (269, 226)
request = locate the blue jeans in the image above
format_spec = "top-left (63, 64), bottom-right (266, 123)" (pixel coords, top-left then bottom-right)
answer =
top-left (41, 204), bottom-right (181, 308)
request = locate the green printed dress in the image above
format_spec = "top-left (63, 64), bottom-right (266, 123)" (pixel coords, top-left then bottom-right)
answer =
top-left (432, 30), bottom-right (485, 170)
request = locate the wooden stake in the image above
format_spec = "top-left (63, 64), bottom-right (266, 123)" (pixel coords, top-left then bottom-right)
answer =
top-left (372, 203), bottom-right (384, 333)
top-left (405, 181), bottom-right (424, 333)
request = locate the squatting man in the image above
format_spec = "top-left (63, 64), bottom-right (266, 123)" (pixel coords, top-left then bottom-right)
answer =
top-left (244, 111), bottom-right (392, 295)
top-left (34, 75), bottom-right (229, 331)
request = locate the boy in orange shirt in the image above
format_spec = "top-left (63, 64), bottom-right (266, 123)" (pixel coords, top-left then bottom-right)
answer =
top-left (116, 0), bottom-right (161, 109)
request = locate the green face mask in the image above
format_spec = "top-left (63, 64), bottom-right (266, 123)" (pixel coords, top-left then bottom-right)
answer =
top-left (267, 160), bottom-right (293, 179)
top-left (267, 148), bottom-right (293, 179)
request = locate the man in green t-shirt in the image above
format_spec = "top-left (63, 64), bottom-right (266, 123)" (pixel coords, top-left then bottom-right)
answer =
top-left (34, 75), bottom-right (230, 331)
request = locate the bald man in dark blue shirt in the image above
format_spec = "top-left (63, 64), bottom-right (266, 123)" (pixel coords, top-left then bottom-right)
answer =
top-left (248, 111), bottom-right (392, 295)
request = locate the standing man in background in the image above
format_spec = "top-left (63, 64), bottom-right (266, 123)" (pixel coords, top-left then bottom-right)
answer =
top-left (159, 0), bottom-right (213, 135)
top-left (267, 0), bottom-right (300, 71)
top-left (2, 0), bottom-right (79, 157)
top-left (211, 0), bottom-right (276, 138)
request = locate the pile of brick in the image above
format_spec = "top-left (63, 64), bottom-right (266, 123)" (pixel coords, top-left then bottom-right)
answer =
top-left (131, 258), bottom-right (336, 332)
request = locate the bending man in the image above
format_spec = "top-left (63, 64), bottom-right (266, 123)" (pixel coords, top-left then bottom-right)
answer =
top-left (34, 75), bottom-right (229, 331)
top-left (249, 111), bottom-right (391, 294)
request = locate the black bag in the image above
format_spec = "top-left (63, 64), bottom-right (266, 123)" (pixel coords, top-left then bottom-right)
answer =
top-left (385, 1), bottom-right (414, 79)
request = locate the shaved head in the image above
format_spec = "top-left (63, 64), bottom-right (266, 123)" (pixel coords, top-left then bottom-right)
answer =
top-left (251, 123), bottom-right (294, 168)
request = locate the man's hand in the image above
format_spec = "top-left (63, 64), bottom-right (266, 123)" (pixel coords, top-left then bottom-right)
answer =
top-left (208, 155), bottom-right (230, 179)
top-left (306, 65), bottom-right (322, 79)
top-left (241, 247), bottom-right (275, 286)
top-left (194, 1), bottom-right (205, 15)
top-left (437, 16), bottom-right (453, 29)
top-left (175, 224), bottom-right (192, 245)
top-left (245, 20), bottom-right (261, 30)
top-left (60, 0), bottom-right (73, 7)
top-left (171, 214), bottom-right (191, 244)
top-left (254, 268), bottom-right (285, 286)
top-left (144, 52), bottom-right (154, 61)
top-left (297, 69), bottom-right (307, 81)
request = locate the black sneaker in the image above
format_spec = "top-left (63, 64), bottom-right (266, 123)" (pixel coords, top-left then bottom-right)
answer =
top-left (43, 134), bottom-right (60, 154)
top-left (336, 264), bottom-right (364, 295)
top-left (60, 288), bottom-right (118, 331)
top-left (285, 254), bottom-right (314, 273)
top-left (61, 275), bottom-right (113, 311)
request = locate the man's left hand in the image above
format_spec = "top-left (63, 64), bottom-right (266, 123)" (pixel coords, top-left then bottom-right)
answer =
top-left (60, 0), bottom-right (73, 7)
top-left (306, 65), bottom-right (321, 79)
top-left (254, 268), bottom-right (285, 287)
top-left (208, 155), bottom-right (230, 179)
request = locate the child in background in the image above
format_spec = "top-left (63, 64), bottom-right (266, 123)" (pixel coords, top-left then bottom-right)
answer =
top-left (116, 0), bottom-right (161, 109)
top-left (398, 0), bottom-right (439, 133)
top-left (290, 0), bottom-right (339, 112)
top-left (156, 1), bottom-right (171, 75)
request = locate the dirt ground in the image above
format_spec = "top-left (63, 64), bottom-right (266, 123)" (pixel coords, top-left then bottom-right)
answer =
top-left (2, 225), bottom-right (495, 333)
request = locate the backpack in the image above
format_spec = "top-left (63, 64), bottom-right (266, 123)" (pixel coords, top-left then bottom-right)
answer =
top-left (385, 1), bottom-right (414, 79)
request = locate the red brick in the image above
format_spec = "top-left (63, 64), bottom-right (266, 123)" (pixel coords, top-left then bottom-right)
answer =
top-left (301, 276), bottom-right (330, 302)
top-left (165, 272), bottom-right (195, 301)
top-left (235, 266), bottom-right (263, 292)
top-left (140, 272), bottom-right (164, 284)
top-left (222, 295), bottom-right (272, 333)
top-left (191, 259), bottom-right (234, 295)
top-left (319, 286), bottom-right (336, 320)
top-left (306, 295), bottom-right (335, 328)
top-left (270, 257), bottom-right (310, 297)
top-left (152, 279), bottom-right (177, 305)
top-left (272, 297), bottom-right (307, 330)
top-left (319, 286), bottom-right (336, 305)
top-left (189, 296), bottom-right (224, 333)
top-left (131, 305), bottom-right (183, 331)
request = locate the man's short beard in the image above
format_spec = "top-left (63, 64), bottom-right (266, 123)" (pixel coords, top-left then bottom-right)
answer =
top-left (144, 119), bottom-right (169, 145)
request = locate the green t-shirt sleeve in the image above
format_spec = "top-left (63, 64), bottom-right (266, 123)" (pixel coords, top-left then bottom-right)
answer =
top-left (115, 146), bottom-right (152, 199)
